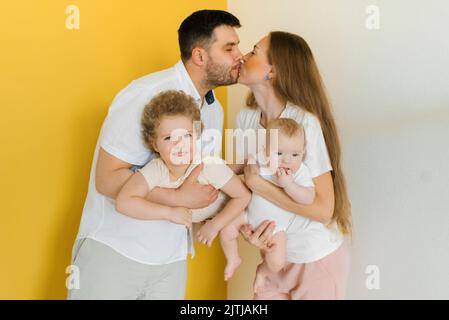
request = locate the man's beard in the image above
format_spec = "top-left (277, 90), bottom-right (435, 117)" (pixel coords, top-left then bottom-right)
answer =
top-left (205, 60), bottom-right (239, 87)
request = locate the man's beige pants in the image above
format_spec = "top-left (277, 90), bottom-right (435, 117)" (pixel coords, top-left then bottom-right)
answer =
top-left (67, 238), bottom-right (186, 300)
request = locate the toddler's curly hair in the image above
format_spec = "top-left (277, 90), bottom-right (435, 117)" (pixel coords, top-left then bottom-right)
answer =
top-left (141, 90), bottom-right (202, 153)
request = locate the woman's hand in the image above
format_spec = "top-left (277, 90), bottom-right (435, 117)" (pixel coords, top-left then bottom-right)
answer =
top-left (240, 220), bottom-right (276, 252)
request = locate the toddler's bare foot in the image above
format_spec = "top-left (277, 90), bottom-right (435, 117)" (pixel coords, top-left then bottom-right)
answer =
top-left (253, 263), bottom-right (268, 293)
top-left (224, 257), bottom-right (241, 281)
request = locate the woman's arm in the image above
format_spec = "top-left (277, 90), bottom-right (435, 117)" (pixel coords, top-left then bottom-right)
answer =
top-left (244, 164), bottom-right (334, 224)
top-left (115, 172), bottom-right (192, 227)
top-left (284, 184), bottom-right (315, 205)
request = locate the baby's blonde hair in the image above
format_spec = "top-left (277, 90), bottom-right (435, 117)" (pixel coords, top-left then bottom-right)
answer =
top-left (265, 118), bottom-right (306, 160)
top-left (266, 118), bottom-right (305, 141)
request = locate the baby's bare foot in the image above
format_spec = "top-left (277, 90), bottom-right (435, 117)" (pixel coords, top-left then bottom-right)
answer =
top-left (224, 257), bottom-right (242, 281)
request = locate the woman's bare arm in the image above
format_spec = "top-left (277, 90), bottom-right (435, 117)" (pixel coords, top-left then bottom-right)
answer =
top-left (284, 184), bottom-right (315, 205)
top-left (244, 163), bottom-right (334, 224)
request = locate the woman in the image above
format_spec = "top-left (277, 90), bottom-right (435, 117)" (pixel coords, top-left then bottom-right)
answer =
top-left (234, 31), bottom-right (352, 299)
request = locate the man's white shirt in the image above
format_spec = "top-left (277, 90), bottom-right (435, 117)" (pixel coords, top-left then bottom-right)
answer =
top-left (74, 61), bottom-right (224, 265)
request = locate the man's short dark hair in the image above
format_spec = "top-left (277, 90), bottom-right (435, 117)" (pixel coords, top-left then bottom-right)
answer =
top-left (178, 10), bottom-right (241, 62)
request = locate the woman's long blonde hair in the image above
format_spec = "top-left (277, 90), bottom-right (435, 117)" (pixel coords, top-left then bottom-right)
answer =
top-left (247, 31), bottom-right (352, 235)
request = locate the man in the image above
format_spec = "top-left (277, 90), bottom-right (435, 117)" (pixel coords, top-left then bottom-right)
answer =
top-left (68, 10), bottom-right (242, 300)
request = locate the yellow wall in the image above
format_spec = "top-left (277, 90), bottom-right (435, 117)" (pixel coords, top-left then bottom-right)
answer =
top-left (0, 0), bottom-right (227, 299)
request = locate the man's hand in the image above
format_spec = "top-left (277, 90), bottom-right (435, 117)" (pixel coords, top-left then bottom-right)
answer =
top-left (169, 207), bottom-right (192, 228)
top-left (196, 219), bottom-right (220, 247)
top-left (178, 163), bottom-right (219, 209)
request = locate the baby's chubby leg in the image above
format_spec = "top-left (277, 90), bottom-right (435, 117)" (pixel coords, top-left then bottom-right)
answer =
top-left (253, 231), bottom-right (287, 293)
top-left (219, 213), bottom-right (247, 281)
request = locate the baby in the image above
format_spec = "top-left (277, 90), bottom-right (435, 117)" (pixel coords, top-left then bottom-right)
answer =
top-left (115, 90), bottom-right (251, 281)
top-left (247, 118), bottom-right (316, 292)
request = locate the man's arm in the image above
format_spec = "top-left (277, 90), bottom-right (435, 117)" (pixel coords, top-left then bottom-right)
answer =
top-left (95, 147), bottom-right (218, 208)
top-left (95, 147), bottom-right (134, 199)
top-left (146, 162), bottom-right (219, 209)
top-left (228, 156), bottom-right (249, 175)
top-left (228, 163), bottom-right (245, 175)
top-left (115, 172), bottom-right (192, 227)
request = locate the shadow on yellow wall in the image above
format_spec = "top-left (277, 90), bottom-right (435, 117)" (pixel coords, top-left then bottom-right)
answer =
top-left (0, 0), bottom-right (227, 299)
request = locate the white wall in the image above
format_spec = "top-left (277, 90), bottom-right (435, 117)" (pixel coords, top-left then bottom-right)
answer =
top-left (227, 0), bottom-right (449, 299)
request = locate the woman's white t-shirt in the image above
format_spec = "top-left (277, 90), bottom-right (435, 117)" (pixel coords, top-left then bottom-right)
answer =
top-left (237, 101), bottom-right (344, 263)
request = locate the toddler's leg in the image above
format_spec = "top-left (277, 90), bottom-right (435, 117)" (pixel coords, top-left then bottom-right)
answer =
top-left (219, 213), bottom-right (246, 281)
top-left (264, 231), bottom-right (287, 273)
top-left (253, 231), bottom-right (287, 293)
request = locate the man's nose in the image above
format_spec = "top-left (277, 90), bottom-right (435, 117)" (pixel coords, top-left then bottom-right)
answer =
top-left (235, 48), bottom-right (244, 62)
top-left (233, 51), bottom-right (244, 64)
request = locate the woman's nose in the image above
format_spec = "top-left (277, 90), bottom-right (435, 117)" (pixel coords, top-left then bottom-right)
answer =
top-left (242, 52), bottom-right (251, 61)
